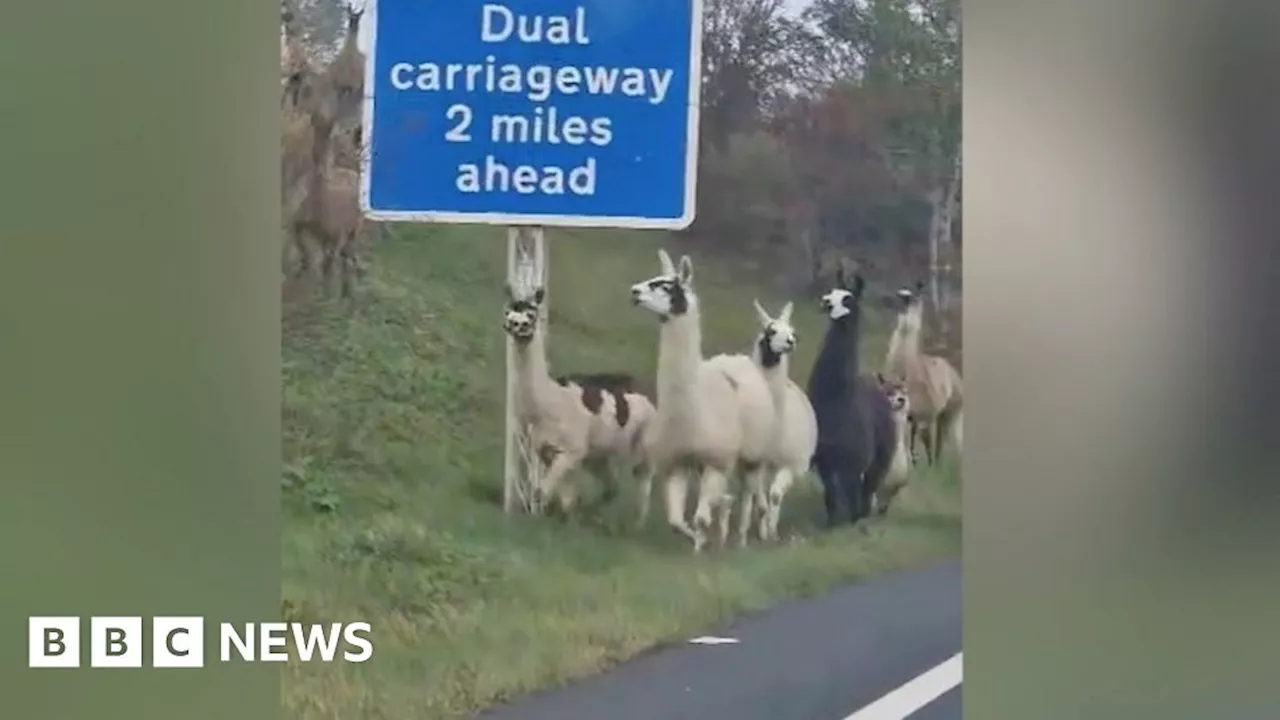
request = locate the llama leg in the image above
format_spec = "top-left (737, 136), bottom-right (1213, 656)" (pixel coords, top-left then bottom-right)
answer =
top-left (844, 474), bottom-right (866, 525)
top-left (597, 457), bottom-right (621, 505)
top-left (716, 489), bottom-right (736, 550)
top-left (736, 466), bottom-right (766, 548)
top-left (812, 450), bottom-right (841, 529)
top-left (764, 468), bottom-right (795, 541)
top-left (320, 236), bottom-right (338, 294)
top-left (931, 412), bottom-right (948, 462)
top-left (339, 233), bottom-right (359, 298)
top-left (534, 452), bottom-right (581, 516)
top-left (692, 467), bottom-right (730, 554)
top-left (837, 451), bottom-right (869, 525)
top-left (579, 456), bottom-right (614, 507)
top-left (556, 476), bottom-right (580, 516)
top-left (662, 468), bottom-right (698, 543)
top-left (861, 445), bottom-right (891, 522)
top-left (634, 461), bottom-right (654, 529)
top-left (877, 479), bottom-right (905, 515)
top-left (290, 225), bottom-right (312, 278)
top-left (918, 420), bottom-right (935, 465)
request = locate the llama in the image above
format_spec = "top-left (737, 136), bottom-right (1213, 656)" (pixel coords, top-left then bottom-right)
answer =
top-left (554, 371), bottom-right (656, 509)
top-left (279, 3), bottom-right (310, 111)
top-left (873, 374), bottom-right (913, 515)
top-left (629, 250), bottom-right (776, 552)
top-left (748, 300), bottom-right (818, 542)
top-left (502, 267), bottom-right (655, 516)
top-left (883, 282), bottom-right (964, 464)
top-left (283, 117), bottom-right (366, 298)
top-left (322, 3), bottom-right (366, 171)
top-left (807, 268), bottom-right (895, 526)
top-left (280, 2), bottom-right (371, 297)
top-left (324, 3), bottom-right (366, 126)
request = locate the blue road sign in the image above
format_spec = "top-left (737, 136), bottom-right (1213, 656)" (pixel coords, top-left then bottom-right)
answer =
top-left (360, 0), bottom-right (703, 229)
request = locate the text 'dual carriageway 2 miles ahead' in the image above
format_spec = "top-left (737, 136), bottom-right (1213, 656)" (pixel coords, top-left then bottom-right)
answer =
top-left (362, 0), bottom-right (704, 229)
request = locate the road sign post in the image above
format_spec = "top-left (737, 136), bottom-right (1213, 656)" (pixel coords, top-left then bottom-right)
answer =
top-left (361, 0), bottom-right (703, 513)
top-left (503, 225), bottom-right (547, 514)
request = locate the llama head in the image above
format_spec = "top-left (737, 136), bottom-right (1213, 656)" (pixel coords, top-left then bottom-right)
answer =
top-left (753, 299), bottom-right (797, 364)
top-left (892, 281), bottom-right (926, 333)
top-left (876, 373), bottom-right (910, 417)
top-left (346, 1), bottom-right (364, 32)
top-left (819, 267), bottom-right (865, 321)
top-left (502, 284), bottom-right (545, 343)
top-left (630, 249), bottom-right (695, 320)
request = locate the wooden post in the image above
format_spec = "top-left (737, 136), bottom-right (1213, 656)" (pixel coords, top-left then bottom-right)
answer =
top-left (503, 226), bottom-right (548, 514)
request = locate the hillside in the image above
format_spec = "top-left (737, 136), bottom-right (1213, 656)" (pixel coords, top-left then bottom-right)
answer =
top-left (280, 224), bottom-right (961, 719)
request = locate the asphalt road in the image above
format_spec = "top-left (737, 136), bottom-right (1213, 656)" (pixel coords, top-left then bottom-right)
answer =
top-left (476, 560), bottom-right (961, 720)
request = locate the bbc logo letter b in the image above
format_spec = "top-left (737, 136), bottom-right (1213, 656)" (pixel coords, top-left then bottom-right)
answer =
top-left (29, 617), bottom-right (80, 668)
top-left (152, 617), bottom-right (204, 668)
top-left (90, 617), bottom-right (143, 667)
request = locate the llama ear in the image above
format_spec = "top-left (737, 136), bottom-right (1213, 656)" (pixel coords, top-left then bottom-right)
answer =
top-left (852, 273), bottom-right (865, 298)
top-left (876, 372), bottom-right (886, 386)
top-left (915, 279), bottom-right (925, 293)
top-left (753, 299), bottom-right (771, 326)
top-left (779, 301), bottom-right (794, 324)
top-left (533, 287), bottom-right (545, 304)
top-left (677, 255), bottom-right (694, 285)
top-left (657, 249), bottom-right (675, 276)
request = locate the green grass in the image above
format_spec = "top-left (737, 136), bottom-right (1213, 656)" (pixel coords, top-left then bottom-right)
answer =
top-left (281, 225), bottom-right (961, 719)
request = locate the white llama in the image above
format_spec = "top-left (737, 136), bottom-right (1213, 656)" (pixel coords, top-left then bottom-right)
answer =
top-left (873, 374), bottom-right (913, 514)
top-left (503, 263), bottom-right (655, 515)
top-left (629, 250), bottom-right (776, 552)
top-left (747, 300), bottom-right (819, 542)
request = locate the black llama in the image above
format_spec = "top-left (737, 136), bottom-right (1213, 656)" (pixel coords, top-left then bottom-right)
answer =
top-left (806, 268), bottom-right (896, 526)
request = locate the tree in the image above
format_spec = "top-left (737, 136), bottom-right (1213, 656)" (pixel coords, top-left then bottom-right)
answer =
top-left (700, 0), bottom-right (817, 150)
top-left (804, 0), bottom-right (960, 327)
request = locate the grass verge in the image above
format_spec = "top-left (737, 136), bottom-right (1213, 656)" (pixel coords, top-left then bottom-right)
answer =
top-left (281, 225), bottom-right (961, 719)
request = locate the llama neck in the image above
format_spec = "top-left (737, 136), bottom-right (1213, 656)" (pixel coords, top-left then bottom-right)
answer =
top-left (893, 413), bottom-right (910, 451)
top-left (751, 340), bottom-right (791, 412)
top-left (886, 315), bottom-right (924, 374)
top-left (813, 317), bottom-right (861, 388)
top-left (512, 327), bottom-right (556, 416)
top-left (307, 119), bottom-right (334, 198)
top-left (656, 306), bottom-right (703, 413)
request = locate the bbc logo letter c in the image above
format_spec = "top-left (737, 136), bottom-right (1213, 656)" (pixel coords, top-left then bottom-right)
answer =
top-left (152, 617), bottom-right (205, 668)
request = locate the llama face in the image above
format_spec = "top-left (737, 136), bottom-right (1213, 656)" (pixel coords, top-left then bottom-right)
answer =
top-left (893, 285), bottom-right (925, 333)
top-left (878, 375), bottom-right (910, 417)
top-left (761, 320), bottom-right (797, 356)
top-left (630, 249), bottom-right (693, 319)
top-left (819, 289), bottom-right (857, 320)
top-left (820, 268), bottom-right (865, 321)
top-left (754, 300), bottom-right (797, 359)
top-left (502, 287), bottom-right (544, 342)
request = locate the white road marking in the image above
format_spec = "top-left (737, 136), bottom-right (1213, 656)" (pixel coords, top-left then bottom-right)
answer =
top-left (687, 636), bottom-right (740, 645)
top-left (841, 652), bottom-right (962, 720)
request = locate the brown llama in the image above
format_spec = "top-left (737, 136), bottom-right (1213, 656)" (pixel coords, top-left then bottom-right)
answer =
top-left (279, 4), bottom-right (369, 299)
top-left (883, 282), bottom-right (963, 464)
top-left (283, 116), bottom-right (366, 298)
top-left (872, 373), bottom-right (913, 514)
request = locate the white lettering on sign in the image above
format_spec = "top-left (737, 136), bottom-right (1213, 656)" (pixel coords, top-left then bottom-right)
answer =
top-left (381, 4), bottom-right (681, 198)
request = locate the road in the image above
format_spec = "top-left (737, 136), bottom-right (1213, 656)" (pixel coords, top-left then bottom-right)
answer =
top-left (476, 561), bottom-right (961, 720)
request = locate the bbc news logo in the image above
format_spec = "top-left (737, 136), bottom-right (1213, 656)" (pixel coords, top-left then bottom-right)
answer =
top-left (28, 617), bottom-right (373, 668)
